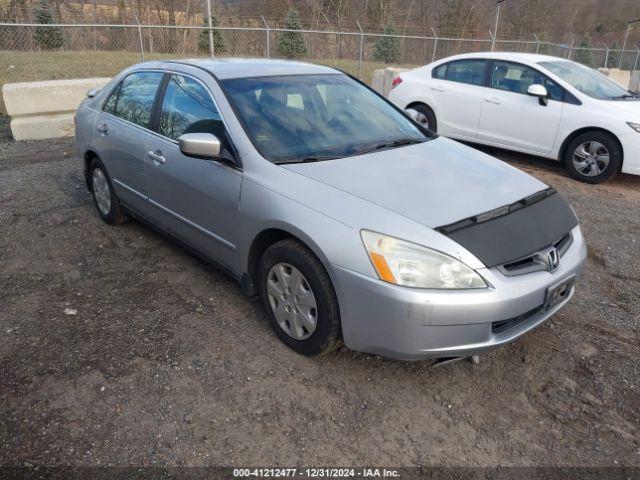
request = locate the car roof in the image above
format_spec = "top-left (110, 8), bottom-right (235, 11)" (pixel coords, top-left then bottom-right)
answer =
top-left (136, 58), bottom-right (342, 80)
top-left (433, 51), bottom-right (568, 65)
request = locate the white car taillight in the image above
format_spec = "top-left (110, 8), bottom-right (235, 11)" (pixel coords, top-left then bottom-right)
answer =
top-left (391, 76), bottom-right (403, 89)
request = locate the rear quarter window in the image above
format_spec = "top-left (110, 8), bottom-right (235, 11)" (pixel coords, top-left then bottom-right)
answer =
top-left (432, 64), bottom-right (447, 79)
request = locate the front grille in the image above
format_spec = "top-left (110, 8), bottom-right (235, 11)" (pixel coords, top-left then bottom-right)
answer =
top-left (497, 232), bottom-right (573, 276)
top-left (491, 305), bottom-right (544, 334)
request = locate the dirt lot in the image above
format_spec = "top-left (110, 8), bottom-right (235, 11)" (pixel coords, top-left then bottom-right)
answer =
top-left (1, 137), bottom-right (639, 468)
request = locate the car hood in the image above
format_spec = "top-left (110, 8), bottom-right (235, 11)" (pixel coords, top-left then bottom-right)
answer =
top-left (282, 137), bottom-right (548, 229)
top-left (603, 99), bottom-right (640, 118)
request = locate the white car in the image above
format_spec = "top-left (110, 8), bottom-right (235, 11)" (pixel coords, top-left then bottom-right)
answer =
top-left (389, 52), bottom-right (640, 183)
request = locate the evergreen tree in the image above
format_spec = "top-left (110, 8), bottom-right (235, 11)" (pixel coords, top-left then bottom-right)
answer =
top-left (33, 0), bottom-right (63, 50)
top-left (373, 26), bottom-right (400, 64)
top-left (198, 14), bottom-right (226, 54)
top-left (574, 38), bottom-right (594, 67)
top-left (277, 8), bottom-right (307, 59)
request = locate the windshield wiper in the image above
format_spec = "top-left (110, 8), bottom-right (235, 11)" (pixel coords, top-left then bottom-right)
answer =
top-left (274, 155), bottom-right (339, 165)
top-left (355, 138), bottom-right (423, 156)
top-left (611, 92), bottom-right (640, 100)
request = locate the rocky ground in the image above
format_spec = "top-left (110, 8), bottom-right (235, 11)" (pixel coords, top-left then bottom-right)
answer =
top-left (1, 138), bottom-right (639, 468)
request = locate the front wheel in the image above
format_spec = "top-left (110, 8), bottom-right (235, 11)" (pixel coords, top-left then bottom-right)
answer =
top-left (258, 239), bottom-right (342, 356)
top-left (564, 131), bottom-right (622, 184)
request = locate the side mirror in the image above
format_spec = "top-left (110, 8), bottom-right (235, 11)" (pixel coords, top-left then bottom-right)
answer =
top-left (527, 84), bottom-right (549, 106)
top-left (178, 133), bottom-right (221, 159)
top-left (87, 88), bottom-right (100, 98)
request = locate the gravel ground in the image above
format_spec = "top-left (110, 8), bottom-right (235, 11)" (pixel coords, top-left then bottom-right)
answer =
top-left (1, 137), bottom-right (639, 468)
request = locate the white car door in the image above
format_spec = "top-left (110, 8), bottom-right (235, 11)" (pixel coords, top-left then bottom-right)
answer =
top-left (430, 59), bottom-right (487, 139)
top-left (477, 60), bottom-right (564, 154)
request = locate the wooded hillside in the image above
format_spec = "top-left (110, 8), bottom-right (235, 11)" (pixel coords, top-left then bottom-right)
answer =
top-left (2, 0), bottom-right (639, 47)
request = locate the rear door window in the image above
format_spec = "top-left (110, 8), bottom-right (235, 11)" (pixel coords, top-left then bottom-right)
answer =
top-left (443, 60), bottom-right (486, 86)
top-left (105, 71), bottom-right (164, 129)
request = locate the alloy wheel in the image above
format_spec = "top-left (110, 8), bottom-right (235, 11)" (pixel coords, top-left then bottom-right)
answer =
top-left (572, 141), bottom-right (610, 177)
top-left (414, 112), bottom-right (430, 129)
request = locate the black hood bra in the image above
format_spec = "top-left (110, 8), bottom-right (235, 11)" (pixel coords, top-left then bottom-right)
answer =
top-left (437, 189), bottom-right (579, 268)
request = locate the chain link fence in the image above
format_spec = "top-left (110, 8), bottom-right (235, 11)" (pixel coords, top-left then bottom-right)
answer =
top-left (2, 22), bottom-right (640, 116)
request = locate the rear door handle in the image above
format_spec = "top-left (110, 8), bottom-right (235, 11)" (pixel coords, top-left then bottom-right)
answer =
top-left (485, 97), bottom-right (502, 105)
top-left (97, 123), bottom-right (109, 134)
top-left (147, 150), bottom-right (166, 165)
top-left (431, 87), bottom-right (445, 92)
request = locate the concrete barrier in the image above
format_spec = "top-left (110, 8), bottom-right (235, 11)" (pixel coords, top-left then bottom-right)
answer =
top-left (598, 68), bottom-right (632, 90)
top-left (371, 67), bottom-right (410, 97)
top-left (630, 71), bottom-right (640, 92)
top-left (2, 77), bottom-right (111, 140)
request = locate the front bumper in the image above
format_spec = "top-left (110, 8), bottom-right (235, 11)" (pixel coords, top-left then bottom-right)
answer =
top-left (333, 226), bottom-right (587, 361)
top-left (620, 130), bottom-right (640, 176)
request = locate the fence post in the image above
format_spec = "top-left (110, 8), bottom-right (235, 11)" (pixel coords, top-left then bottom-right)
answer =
top-left (533, 34), bottom-right (540, 54)
top-left (356, 20), bottom-right (364, 78)
top-left (602, 43), bottom-right (610, 68)
top-left (261, 15), bottom-right (270, 58)
top-left (206, 0), bottom-right (214, 59)
top-left (132, 9), bottom-right (144, 62)
top-left (635, 46), bottom-right (640, 71)
top-left (431, 28), bottom-right (438, 62)
top-left (567, 37), bottom-right (574, 60)
top-left (489, 30), bottom-right (495, 52)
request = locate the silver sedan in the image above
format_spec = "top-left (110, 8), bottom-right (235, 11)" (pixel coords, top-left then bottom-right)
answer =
top-left (75, 59), bottom-right (587, 361)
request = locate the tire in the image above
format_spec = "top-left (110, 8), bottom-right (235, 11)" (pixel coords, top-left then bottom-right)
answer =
top-left (258, 239), bottom-right (342, 356)
top-left (89, 157), bottom-right (130, 225)
top-left (563, 131), bottom-right (622, 184)
top-left (411, 103), bottom-right (437, 133)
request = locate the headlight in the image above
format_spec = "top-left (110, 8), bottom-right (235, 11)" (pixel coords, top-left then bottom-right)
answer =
top-left (361, 230), bottom-right (487, 289)
top-left (627, 122), bottom-right (640, 133)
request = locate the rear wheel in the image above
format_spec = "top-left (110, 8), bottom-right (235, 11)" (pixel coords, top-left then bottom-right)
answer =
top-left (89, 157), bottom-right (129, 225)
top-left (409, 104), bottom-right (437, 133)
top-left (564, 131), bottom-right (622, 184)
top-left (258, 239), bottom-right (342, 356)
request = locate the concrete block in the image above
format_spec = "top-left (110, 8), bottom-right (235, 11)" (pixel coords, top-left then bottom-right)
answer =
top-left (630, 71), bottom-right (640, 92)
top-left (10, 113), bottom-right (77, 141)
top-left (372, 67), bottom-right (410, 97)
top-left (2, 77), bottom-right (111, 140)
top-left (598, 68), bottom-right (631, 89)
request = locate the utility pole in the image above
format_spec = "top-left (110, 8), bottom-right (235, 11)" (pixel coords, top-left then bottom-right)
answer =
top-left (491, 0), bottom-right (505, 52)
top-left (620, 18), bottom-right (640, 69)
top-left (206, 0), bottom-right (214, 59)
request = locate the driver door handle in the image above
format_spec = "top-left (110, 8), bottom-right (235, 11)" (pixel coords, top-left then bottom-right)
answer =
top-left (485, 97), bottom-right (502, 105)
top-left (431, 86), bottom-right (445, 92)
top-left (147, 150), bottom-right (166, 165)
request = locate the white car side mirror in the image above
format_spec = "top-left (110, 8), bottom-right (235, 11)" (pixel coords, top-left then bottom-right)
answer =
top-left (527, 84), bottom-right (549, 106)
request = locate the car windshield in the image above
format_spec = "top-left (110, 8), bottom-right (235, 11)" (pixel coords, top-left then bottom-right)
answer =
top-left (539, 60), bottom-right (637, 101)
top-left (221, 74), bottom-right (430, 163)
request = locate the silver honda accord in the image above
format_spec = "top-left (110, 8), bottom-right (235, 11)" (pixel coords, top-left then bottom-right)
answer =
top-left (75, 58), bottom-right (587, 361)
